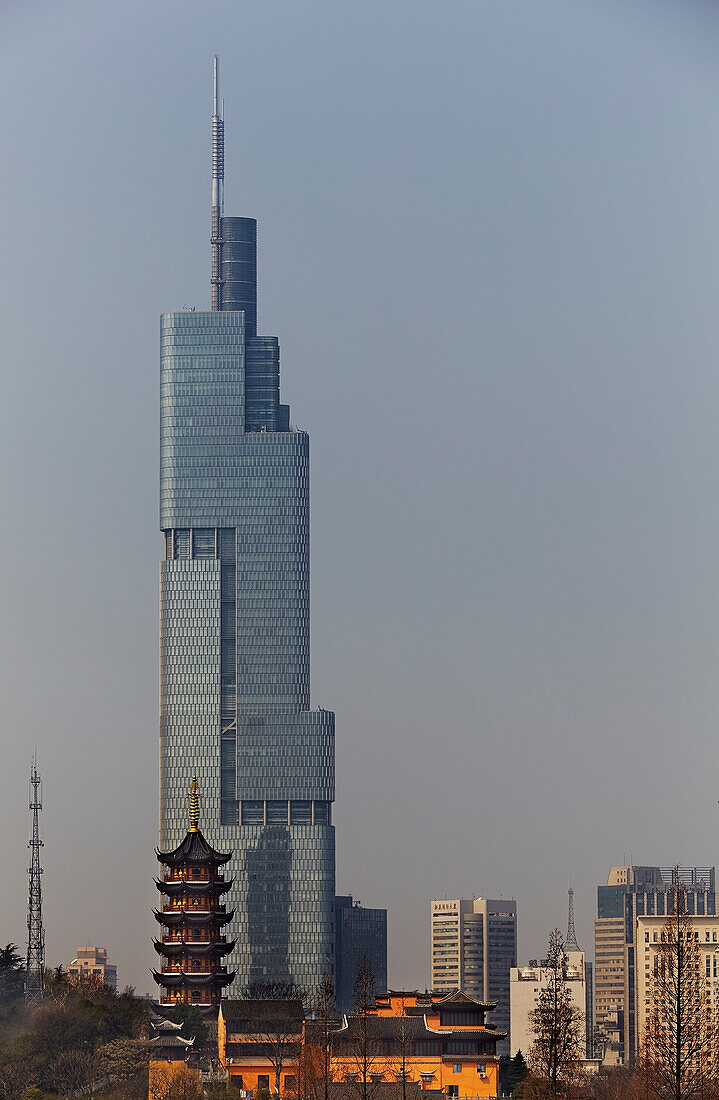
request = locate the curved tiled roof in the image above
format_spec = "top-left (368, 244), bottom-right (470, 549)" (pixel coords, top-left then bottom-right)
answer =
top-left (156, 828), bottom-right (231, 866)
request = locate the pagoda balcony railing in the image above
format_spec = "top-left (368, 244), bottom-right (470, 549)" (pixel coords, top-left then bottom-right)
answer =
top-left (164, 873), bottom-right (226, 884)
top-left (162, 902), bottom-right (218, 912)
top-left (163, 934), bottom-right (212, 943)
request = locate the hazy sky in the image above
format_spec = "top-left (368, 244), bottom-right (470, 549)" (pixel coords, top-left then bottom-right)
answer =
top-left (2, 0), bottom-right (719, 994)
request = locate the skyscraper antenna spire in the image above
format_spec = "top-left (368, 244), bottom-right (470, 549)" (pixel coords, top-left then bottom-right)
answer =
top-left (566, 885), bottom-right (579, 951)
top-left (211, 55), bottom-right (225, 310)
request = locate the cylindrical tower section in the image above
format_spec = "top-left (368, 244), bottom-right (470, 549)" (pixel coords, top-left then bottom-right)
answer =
top-left (220, 217), bottom-right (257, 335)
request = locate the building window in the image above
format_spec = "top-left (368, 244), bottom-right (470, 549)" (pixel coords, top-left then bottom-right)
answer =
top-left (477, 1064), bottom-right (486, 1075)
top-left (453, 1064), bottom-right (462, 1074)
top-left (258, 1076), bottom-right (270, 1090)
top-left (284, 1076), bottom-right (297, 1093)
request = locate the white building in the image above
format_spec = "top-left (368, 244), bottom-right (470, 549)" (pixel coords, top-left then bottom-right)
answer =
top-left (509, 950), bottom-right (588, 1058)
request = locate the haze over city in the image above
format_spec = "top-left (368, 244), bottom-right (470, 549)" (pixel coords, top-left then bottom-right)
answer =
top-left (2, 0), bottom-right (719, 997)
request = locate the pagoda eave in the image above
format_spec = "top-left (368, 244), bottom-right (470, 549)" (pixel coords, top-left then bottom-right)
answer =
top-left (154, 939), bottom-right (236, 958)
top-left (154, 908), bottom-right (234, 928)
top-left (155, 878), bottom-right (232, 898)
top-left (153, 970), bottom-right (236, 989)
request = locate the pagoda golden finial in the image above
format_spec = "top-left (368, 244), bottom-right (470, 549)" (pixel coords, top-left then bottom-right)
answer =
top-left (188, 776), bottom-right (200, 832)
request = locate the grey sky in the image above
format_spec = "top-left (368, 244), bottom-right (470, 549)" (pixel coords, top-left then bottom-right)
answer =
top-left (1, 0), bottom-right (719, 993)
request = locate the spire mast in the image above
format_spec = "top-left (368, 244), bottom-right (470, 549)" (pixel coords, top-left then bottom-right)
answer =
top-left (211, 55), bottom-right (225, 311)
top-left (188, 776), bottom-right (200, 832)
top-left (566, 885), bottom-right (579, 951)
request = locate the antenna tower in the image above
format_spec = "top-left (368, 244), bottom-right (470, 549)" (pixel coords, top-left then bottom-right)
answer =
top-left (25, 758), bottom-right (45, 1001)
top-left (566, 885), bottom-right (579, 951)
top-left (210, 55), bottom-right (225, 310)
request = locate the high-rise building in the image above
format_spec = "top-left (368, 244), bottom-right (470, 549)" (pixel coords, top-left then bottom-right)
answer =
top-left (430, 897), bottom-right (517, 1055)
top-left (159, 58), bottom-right (335, 992)
top-left (334, 895), bottom-right (388, 1014)
top-left (594, 865), bottom-right (715, 1064)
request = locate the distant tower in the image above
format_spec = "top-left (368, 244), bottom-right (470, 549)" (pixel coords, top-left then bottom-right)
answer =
top-left (25, 758), bottom-right (45, 1001)
top-left (153, 777), bottom-right (236, 1006)
top-left (566, 885), bottom-right (579, 951)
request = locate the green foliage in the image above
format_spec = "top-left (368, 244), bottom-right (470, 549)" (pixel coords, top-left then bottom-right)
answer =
top-left (509, 1050), bottom-right (529, 1094)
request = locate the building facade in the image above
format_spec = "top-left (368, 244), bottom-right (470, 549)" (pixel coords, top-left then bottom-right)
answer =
top-left (509, 950), bottom-right (588, 1059)
top-left (634, 912), bottom-right (719, 1054)
top-left (159, 59), bottom-right (335, 992)
top-left (334, 895), bottom-right (388, 1014)
top-left (594, 865), bottom-right (715, 1064)
top-left (67, 947), bottom-right (117, 992)
top-left (430, 897), bottom-right (517, 1055)
top-left (218, 990), bottom-right (503, 1099)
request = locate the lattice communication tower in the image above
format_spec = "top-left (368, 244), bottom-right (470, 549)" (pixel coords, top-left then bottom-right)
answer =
top-left (25, 758), bottom-right (45, 1001)
top-left (566, 885), bottom-right (579, 951)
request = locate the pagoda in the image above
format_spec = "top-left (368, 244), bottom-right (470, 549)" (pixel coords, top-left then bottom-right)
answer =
top-left (153, 777), bottom-right (236, 1005)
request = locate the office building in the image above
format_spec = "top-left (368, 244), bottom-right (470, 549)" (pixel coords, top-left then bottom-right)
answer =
top-left (509, 950), bottom-right (588, 1059)
top-left (159, 59), bottom-right (335, 992)
top-left (334, 895), bottom-right (388, 1013)
top-left (594, 865), bottom-right (715, 1064)
top-left (68, 947), bottom-right (117, 992)
top-left (430, 897), bottom-right (517, 1055)
top-left (635, 912), bottom-right (719, 1052)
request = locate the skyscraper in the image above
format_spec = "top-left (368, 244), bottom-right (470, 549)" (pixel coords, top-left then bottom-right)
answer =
top-left (159, 59), bottom-right (335, 993)
top-left (430, 897), bottom-right (517, 1056)
top-left (594, 865), bottom-right (715, 1064)
top-left (334, 895), bottom-right (388, 1014)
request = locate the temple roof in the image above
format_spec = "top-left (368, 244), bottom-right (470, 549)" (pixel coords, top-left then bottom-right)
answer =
top-left (148, 1032), bottom-right (195, 1049)
top-left (431, 990), bottom-right (496, 1012)
top-left (148, 1013), bottom-right (184, 1033)
top-left (156, 828), bottom-right (232, 867)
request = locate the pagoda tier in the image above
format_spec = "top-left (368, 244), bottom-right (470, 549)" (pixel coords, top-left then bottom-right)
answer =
top-left (153, 970), bottom-right (235, 990)
top-left (154, 939), bottom-right (235, 959)
top-left (155, 877), bottom-right (232, 898)
top-left (153, 778), bottom-right (236, 1006)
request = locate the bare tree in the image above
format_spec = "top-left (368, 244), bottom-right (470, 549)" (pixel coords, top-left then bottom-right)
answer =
top-left (148, 1062), bottom-right (202, 1100)
top-left (527, 930), bottom-right (585, 1098)
top-left (305, 973), bottom-right (337, 1100)
top-left (240, 980), bottom-right (308, 1003)
top-left (642, 883), bottom-right (719, 1100)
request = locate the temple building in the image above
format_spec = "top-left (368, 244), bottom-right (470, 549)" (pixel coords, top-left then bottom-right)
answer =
top-left (153, 778), bottom-right (236, 1005)
top-left (217, 989), bottom-right (503, 1098)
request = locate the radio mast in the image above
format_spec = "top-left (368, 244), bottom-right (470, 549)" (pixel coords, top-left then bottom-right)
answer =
top-left (566, 885), bottom-right (579, 951)
top-left (25, 757), bottom-right (45, 1002)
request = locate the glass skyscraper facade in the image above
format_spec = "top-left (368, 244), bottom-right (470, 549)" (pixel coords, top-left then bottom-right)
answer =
top-left (159, 66), bottom-right (335, 992)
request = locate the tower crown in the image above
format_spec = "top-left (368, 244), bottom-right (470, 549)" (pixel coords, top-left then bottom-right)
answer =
top-left (188, 776), bottom-right (200, 833)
